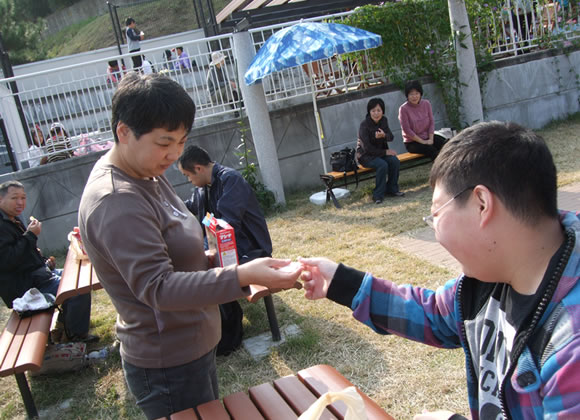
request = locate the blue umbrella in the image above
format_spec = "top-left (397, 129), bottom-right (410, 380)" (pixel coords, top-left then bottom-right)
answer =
top-left (244, 21), bottom-right (382, 173)
top-left (245, 22), bottom-right (382, 85)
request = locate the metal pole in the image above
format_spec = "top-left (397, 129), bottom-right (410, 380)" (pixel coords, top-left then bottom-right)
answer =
top-left (206, 0), bottom-right (218, 36)
top-left (197, 0), bottom-right (209, 37)
top-left (0, 32), bottom-right (28, 171)
top-left (308, 62), bottom-right (328, 173)
top-left (108, 2), bottom-right (123, 56)
top-left (191, 0), bottom-right (202, 30)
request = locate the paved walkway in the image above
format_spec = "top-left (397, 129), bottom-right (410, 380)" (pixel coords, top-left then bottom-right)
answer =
top-left (393, 182), bottom-right (580, 273)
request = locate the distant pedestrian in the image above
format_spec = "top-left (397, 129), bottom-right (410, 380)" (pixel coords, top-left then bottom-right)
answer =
top-left (174, 46), bottom-right (192, 71)
top-left (141, 56), bottom-right (153, 75)
top-left (106, 60), bottom-right (125, 84)
top-left (125, 17), bottom-right (144, 70)
top-left (163, 49), bottom-right (175, 71)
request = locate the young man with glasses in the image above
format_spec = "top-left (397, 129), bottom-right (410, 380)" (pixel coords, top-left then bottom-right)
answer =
top-left (299, 121), bottom-right (580, 419)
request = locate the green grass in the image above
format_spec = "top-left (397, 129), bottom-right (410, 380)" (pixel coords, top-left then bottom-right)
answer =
top-left (39, 0), bottom-right (230, 59)
top-left (0, 114), bottom-right (579, 419)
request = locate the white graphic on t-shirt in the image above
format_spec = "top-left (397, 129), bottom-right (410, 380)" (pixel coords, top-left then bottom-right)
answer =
top-left (464, 297), bottom-right (516, 419)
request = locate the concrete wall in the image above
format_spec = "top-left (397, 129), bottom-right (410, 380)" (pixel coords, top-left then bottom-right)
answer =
top-left (1, 48), bottom-right (578, 252)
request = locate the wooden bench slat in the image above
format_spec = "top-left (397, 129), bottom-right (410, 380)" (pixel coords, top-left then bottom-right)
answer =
top-left (249, 382), bottom-right (298, 420)
top-left (274, 375), bottom-right (337, 419)
top-left (196, 399), bottom-right (231, 420)
top-left (0, 312), bottom-right (25, 375)
top-left (223, 391), bottom-right (265, 420)
top-left (55, 247), bottom-right (81, 304)
top-left (0, 311), bottom-right (53, 376)
top-left (78, 259), bottom-right (93, 290)
top-left (170, 408), bottom-right (199, 420)
top-left (55, 246), bottom-right (102, 305)
top-left (298, 365), bottom-right (394, 420)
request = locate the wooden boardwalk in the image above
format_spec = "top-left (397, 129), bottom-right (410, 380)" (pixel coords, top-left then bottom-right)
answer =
top-left (394, 182), bottom-right (580, 273)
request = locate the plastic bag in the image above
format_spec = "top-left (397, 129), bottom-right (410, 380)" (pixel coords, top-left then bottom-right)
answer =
top-left (298, 386), bottom-right (368, 420)
top-left (68, 227), bottom-right (88, 261)
top-left (30, 342), bottom-right (87, 376)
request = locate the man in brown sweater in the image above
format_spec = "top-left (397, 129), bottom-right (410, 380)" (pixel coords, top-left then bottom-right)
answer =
top-left (78, 73), bottom-right (301, 419)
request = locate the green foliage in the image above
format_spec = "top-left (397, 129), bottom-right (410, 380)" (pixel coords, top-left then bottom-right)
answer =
top-left (0, 0), bottom-right (45, 64)
top-left (340, 0), bottom-right (463, 129)
top-left (234, 120), bottom-right (277, 213)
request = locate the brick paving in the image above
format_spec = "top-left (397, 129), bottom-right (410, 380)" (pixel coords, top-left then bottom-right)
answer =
top-left (393, 182), bottom-right (580, 273)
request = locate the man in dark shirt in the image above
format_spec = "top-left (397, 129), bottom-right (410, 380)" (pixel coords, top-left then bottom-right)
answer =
top-left (178, 145), bottom-right (272, 263)
top-left (178, 145), bottom-right (276, 354)
top-left (0, 180), bottom-right (95, 342)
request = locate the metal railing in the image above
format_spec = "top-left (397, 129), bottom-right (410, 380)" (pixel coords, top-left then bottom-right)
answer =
top-left (474, 0), bottom-right (579, 56)
top-left (1, 3), bottom-right (578, 171)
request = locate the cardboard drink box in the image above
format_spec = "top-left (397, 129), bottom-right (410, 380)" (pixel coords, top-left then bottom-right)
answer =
top-left (202, 213), bottom-right (239, 267)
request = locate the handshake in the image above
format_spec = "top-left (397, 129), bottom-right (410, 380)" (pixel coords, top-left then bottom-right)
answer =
top-left (240, 257), bottom-right (338, 301)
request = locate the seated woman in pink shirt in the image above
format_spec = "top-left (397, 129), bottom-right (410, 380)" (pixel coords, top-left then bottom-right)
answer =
top-left (398, 80), bottom-right (446, 161)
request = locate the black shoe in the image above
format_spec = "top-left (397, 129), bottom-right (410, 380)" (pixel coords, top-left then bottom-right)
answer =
top-left (386, 191), bottom-right (405, 197)
top-left (68, 333), bottom-right (99, 344)
top-left (374, 198), bottom-right (383, 204)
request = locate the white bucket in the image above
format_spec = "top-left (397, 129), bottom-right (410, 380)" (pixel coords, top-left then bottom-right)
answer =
top-left (309, 188), bottom-right (350, 205)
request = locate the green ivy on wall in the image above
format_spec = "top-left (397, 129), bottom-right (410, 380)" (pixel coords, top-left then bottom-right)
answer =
top-left (340, 0), bottom-right (463, 128)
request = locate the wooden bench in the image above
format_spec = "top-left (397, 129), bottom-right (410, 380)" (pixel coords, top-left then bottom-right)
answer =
top-left (0, 309), bottom-right (54, 419)
top-left (156, 364), bottom-right (394, 420)
top-left (0, 245), bottom-right (100, 419)
top-left (320, 152), bottom-right (430, 208)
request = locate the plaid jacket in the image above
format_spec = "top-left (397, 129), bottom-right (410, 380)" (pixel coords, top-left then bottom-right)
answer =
top-left (328, 211), bottom-right (580, 419)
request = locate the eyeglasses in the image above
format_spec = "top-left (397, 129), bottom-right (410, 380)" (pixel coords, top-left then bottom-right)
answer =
top-left (423, 186), bottom-right (475, 229)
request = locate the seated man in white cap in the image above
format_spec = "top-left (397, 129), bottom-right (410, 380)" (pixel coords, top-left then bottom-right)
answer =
top-left (206, 51), bottom-right (240, 114)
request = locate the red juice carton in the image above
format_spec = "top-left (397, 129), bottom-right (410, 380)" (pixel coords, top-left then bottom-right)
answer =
top-left (202, 213), bottom-right (239, 267)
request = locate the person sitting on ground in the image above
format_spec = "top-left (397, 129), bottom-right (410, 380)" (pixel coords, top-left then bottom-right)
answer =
top-left (356, 97), bottom-right (404, 204)
top-left (44, 122), bottom-right (74, 164)
top-left (78, 72), bottom-right (301, 419)
top-left (398, 80), bottom-right (447, 161)
top-left (174, 46), bottom-right (192, 71)
top-left (300, 121), bottom-right (580, 419)
top-left (27, 124), bottom-right (45, 168)
top-left (178, 144), bottom-right (274, 355)
top-left (106, 60), bottom-right (125, 84)
top-left (0, 180), bottom-right (95, 342)
top-left (206, 51), bottom-right (240, 113)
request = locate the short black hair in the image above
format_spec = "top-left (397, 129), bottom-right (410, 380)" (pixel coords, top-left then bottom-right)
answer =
top-left (404, 80), bottom-right (423, 98)
top-left (366, 97), bottom-right (385, 115)
top-left (0, 180), bottom-right (24, 197)
top-left (430, 121), bottom-right (558, 224)
top-left (125, 17), bottom-right (135, 26)
top-left (111, 73), bottom-right (196, 143)
top-left (108, 60), bottom-right (119, 67)
top-left (178, 145), bottom-right (212, 172)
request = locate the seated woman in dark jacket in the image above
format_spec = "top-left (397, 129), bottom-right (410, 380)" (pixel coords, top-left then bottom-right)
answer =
top-left (356, 97), bottom-right (404, 204)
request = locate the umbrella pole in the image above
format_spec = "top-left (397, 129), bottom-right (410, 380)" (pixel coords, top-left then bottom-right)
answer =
top-left (308, 62), bottom-right (328, 173)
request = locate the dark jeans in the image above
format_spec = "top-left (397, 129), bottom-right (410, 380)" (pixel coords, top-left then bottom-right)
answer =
top-left (404, 134), bottom-right (447, 161)
top-left (130, 50), bottom-right (142, 69)
top-left (37, 273), bottom-right (91, 337)
top-left (123, 347), bottom-right (219, 420)
top-left (365, 154), bottom-right (401, 201)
